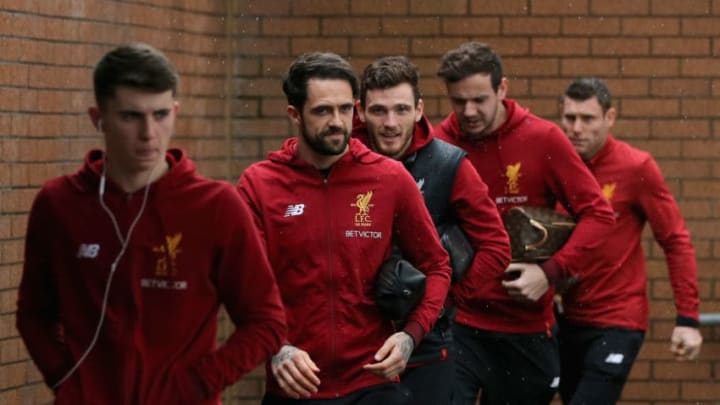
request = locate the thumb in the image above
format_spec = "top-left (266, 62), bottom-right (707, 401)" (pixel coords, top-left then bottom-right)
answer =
top-left (374, 338), bottom-right (394, 361)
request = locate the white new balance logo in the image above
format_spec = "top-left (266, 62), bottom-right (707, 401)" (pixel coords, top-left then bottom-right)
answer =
top-left (284, 204), bottom-right (305, 217)
top-left (77, 243), bottom-right (100, 258)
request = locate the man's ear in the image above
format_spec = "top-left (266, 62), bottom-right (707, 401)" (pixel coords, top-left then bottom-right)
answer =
top-left (287, 105), bottom-right (301, 126)
top-left (88, 106), bottom-right (102, 131)
top-left (415, 99), bottom-right (424, 123)
top-left (356, 101), bottom-right (366, 123)
top-left (605, 107), bottom-right (617, 128)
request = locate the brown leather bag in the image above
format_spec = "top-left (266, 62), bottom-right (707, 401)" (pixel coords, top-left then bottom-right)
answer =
top-left (502, 206), bottom-right (576, 263)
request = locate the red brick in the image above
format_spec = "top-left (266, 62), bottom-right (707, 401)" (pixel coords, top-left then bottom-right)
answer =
top-left (683, 140), bottom-right (720, 159)
top-left (470, 0), bottom-right (529, 15)
top-left (622, 17), bottom-right (681, 36)
top-left (322, 17), bottom-right (381, 35)
top-left (562, 58), bottom-right (619, 76)
top-left (628, 359), bottom-right (651, 379)
top-left (623, 58), bottom-right (680, 76)
top-left (631, 140), bottom-right (683, 158)
top-left (654, 360), bottom-right (711, 379)
top-left (592, 0), bottom-right (650, 15)
top-left (682, 381), bottom-right (720, 400)
top-left (410, 0), bottom-right (467, 15)
top-left (502, 17), bottom-right (560, 35)
top-left (592, 38), bottom-right (650, 56)
top-left (235, 78), bottom-right (282, 97)
top-left (622, 381), bottom-right (680, 400)
top-left (350, 0), bottom-right (408, 15)
top-left (294, 37), bottom-right (349, 55)
top-left (412, 38), bottom-right (524, 58)
top-left (614, 119), bottom-right (651, 139)
top-left (236, 16), bottom-right (261, 35)
top-left (657, 159), bottom-right (711, 179)
top-left (681, 17), bottom-right (720, 35)
top-left (290, 0), bottom-right (349, 16)
top-left (651, 79), bottom-right (711, 96)
top-left (517, 98), bottom-right (559, 117)
top-left (683, 57), bottom-right (720, 76)
top-left (261, 57), bottom-right (296, 77)
top-left (651, 0), bottom-right (711, 15)
top-left (261, 97), bottom-right (291, 117)
top-left (685, 179), bottom-right (720, 198)
top-left (350, 37), bottom-right (407, 56)
top-left (237, 38), bottom-right (289, 56)
top-left (237, 0), bottom-right (290, 15)
top-left (381, 17), bottom-right (441, 36)
top-left (681, 99), bottom-right (720, 117)
top-left (562, 16), bottom-right (620, 35)
top-left (440, 17), bottom-right (500, 35)
top-left (0, 64), bottom-right (29, 87)
top-left (530, 78), bottom-right (570, 97)
top-left (262, 17), bottom-right (319, 35)
top-left (506, 57), bottom-right (559, 76)
top-left (530, 0), bottom-right (589, 14)
top-left (653, 38), bottom-right (711, 56)
top-left (532, 38), bottom-right (589, 56)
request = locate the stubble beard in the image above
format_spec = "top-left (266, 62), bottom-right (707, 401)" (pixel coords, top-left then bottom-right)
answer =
top-left (301, 124), bottom-right (350, 156)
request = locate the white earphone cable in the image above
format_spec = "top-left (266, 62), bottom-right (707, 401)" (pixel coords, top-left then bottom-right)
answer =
top-left (52, 158), bottom-right (159, 389)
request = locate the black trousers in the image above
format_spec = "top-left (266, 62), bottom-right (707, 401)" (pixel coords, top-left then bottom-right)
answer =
top-left (557, 317), bottom-right (644, 405)
top-left (451, 323), bottom-right (560, 405)
top-left (261, 383), bottom-right (412, 405)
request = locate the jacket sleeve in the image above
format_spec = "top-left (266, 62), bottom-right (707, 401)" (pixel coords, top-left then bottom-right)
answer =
top-left (540, 128), bottom-right (616, 282)
top-left (16, 188), bottom-right (75, 388)
top-left (451, 159), bottom-right (512, 292)
top-left (392, 169), bottom-right (452, 343)
top-left (190, 188), bottom-right (287, 397)
top-left (638, 157), bottom-right (699, 325)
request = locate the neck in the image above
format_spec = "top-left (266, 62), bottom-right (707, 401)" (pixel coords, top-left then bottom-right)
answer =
top-left (104, 159), bottom-right (169, 194)
top-left (296, 139), bottom-right (347, 170)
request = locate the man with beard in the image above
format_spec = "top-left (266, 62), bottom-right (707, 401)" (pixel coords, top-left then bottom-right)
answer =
top-left (557, 77), bottom-right (702, 405)
top-left (237, 52), bottom-right (452, 405)
top-left (433, 42), bottom-right (616, 404)
top-left (353, 55), bottom-right (511, 405)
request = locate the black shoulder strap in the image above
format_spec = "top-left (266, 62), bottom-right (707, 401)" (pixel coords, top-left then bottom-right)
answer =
top-left (404, 139), bottom-right (466, 227)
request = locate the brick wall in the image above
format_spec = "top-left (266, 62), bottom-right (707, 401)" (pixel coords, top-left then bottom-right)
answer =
top-left (2, 0), bottom-right (719, 404)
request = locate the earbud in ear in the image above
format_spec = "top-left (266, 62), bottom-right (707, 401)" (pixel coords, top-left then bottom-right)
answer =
top-left (97, 119), bottom-right (103, 132)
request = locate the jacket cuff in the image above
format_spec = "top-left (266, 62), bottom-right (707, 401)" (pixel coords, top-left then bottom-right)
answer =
top-left (676, 315), bottom-right (700, 328)
top-left (539, 258), bottom-right (562, 284)
top-left (402, 321), bottom-right (424, 347)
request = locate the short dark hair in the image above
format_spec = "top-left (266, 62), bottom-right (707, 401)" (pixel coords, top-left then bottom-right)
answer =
top-left (93, 43), bottom-right (179, 108)
top-left (282, 52), bottom-right (359, 110)
top-left (360, 56), bottom-right (421, 107)
top-left (437, 42), bottom-right (503, 91)
top-left (564, 77), bottom-right (613, 112)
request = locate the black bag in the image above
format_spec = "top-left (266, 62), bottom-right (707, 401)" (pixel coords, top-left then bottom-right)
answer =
top-left (440, 223), bottom-right (474, 283)
top-left (374, 255), bottom-right (426, 321)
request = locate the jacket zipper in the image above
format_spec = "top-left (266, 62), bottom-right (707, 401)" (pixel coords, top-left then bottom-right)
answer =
top-left (323, 175), bottom-right (338, 387)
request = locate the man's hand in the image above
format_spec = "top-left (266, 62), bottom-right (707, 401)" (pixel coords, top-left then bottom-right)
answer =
top-left (362, 331), bottom-right (415, 380)
top-left (670, 326), bottom-right (702, 361)
top-left (501, 263), bottom-right (549, 302)
top-left (270, 345), bottom-right (321, 399)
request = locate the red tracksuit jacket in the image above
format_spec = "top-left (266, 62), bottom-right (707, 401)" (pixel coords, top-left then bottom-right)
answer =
top-left (434, 99), bottom-right (615, 334)
top-left (237, 138), bottom-right (451, 398)
top-left (17, 149), bottom-right (286, 404)
top-left (561, 135), bottom-right (699, 330)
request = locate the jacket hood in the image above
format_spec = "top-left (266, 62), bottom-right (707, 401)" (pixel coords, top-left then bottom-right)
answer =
top-left (438, 99), bottom-right (528, 142)
top-left (70, 148), bottom-right (196, 194)
top-left (267, 137), bottom-right (383, 168)
top-left (352, 111), bottom-right (435, 160)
